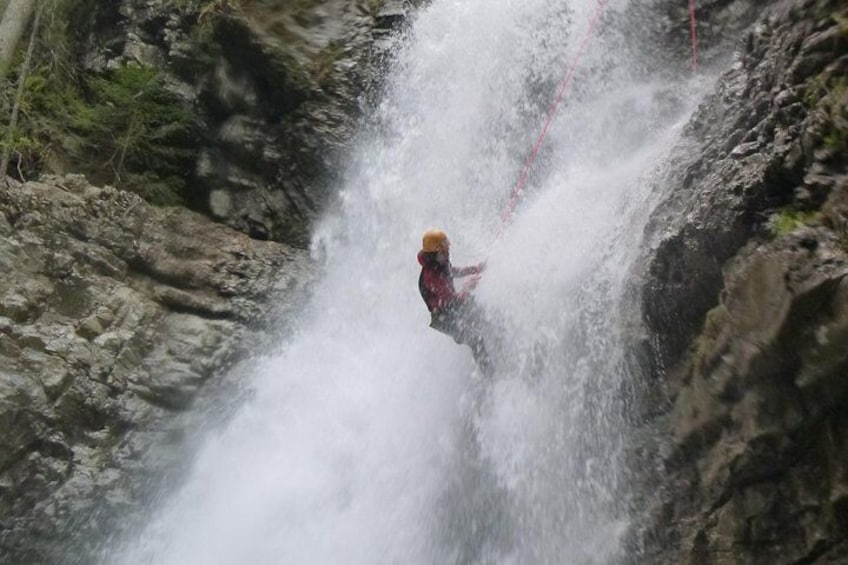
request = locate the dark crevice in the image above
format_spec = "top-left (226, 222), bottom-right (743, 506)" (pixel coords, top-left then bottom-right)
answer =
top-left (126, 256), bottom-right (200, 291)
top-left (157, 300), bottom-right (234, 321)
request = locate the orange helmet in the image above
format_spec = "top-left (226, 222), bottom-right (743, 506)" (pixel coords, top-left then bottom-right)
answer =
top-left (422, 229), bottom-right (449, 253)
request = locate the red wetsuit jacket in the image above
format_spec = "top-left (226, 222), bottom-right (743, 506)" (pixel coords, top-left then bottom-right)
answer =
top-left (417, 251), bottom-right (483, 313)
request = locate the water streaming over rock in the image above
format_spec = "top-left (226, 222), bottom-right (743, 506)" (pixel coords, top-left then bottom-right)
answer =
top-left (113, 1), bottom-right (715, 563)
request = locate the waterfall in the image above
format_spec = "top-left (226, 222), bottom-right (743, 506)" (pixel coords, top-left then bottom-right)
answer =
top-left (113, 0), bottom-right (714, 563)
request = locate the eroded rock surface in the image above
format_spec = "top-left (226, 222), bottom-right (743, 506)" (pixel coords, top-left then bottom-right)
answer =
top-left (0, 174), bottom-right (313, 563)
top-left (634, 0), bottom-right (848, 563)
top-left (78, 0), bottom-right (415, 244)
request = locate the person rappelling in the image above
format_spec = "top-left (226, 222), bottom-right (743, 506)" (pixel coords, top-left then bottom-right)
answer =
top-left (417, 229), bottom-right (493, 376)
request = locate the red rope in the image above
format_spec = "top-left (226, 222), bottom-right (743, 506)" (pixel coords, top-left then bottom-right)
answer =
top-left (689, 0), bottom-right (698, 71)
top-left (498, 0), bottom-right (607, 230)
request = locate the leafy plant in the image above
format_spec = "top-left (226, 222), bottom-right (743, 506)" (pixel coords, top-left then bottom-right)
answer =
top-left (802, 71), bottom-right (847, 159)
top-left (821, 78), bottom-right (847, 153)
top-left (1, 56), bottom-right (197, 204)
top-left (76, 63), bottom-right (195, 203)
top-left (803, 74), bottom-right (829, 109)
top-left (769, 209), bottom-right (822, 237)
top-left (0, 0), bottom-right (198, 205)
top-left (122, 170), bottom-right (187, 206)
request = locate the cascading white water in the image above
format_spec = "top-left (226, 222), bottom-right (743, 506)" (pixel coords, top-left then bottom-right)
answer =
top-left (113, 1), bottom-right (714, 563)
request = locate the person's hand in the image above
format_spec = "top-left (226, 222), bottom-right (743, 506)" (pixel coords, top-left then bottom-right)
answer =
top-left (477, 261), bottom-right (487, 272)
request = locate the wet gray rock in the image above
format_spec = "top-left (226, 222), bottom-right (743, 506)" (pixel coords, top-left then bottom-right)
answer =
top-left (78, 0), bottom-right (415, 245)
top-left (635, 230), bottom-right (848, 565)
top-left (642, 0), bottom-right (848, 371)
top-left (623, 0), bottom-right (766, 77)
top-left (0, 174), bottom-right (314, 563)
top-left (631, 0), bottom-right (848, 563)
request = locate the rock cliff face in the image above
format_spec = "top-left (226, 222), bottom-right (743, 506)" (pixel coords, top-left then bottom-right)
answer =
top-left (635, 0), bottom-right (848, 562)
top-left (78, 0), bottom-right (412, 245)
top-left (0, 1), bottom-right (413, 561)
top-left (0, 175), bottom-right (313, 563)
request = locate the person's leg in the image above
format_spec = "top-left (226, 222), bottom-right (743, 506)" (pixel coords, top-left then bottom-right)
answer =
top-left (431, 303), bottom-right (495, 376)
top-left (455, 301), bottom-right (495, 377)
top-left (430, 309), bottom-right (464, 344)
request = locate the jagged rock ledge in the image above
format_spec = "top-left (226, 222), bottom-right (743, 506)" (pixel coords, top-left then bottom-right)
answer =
top-left (632, 0), bottom-right (848, 562)
top-left (0, 174), bottom-right (314, 563)
top-left (82, 0), bottom-right (416, 245)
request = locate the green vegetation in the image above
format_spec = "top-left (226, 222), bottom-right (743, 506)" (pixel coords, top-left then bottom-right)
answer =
top-left (0, 0), bottom-right (346, 205)
top-left (803, 74), bottom-right (828, 109)
top-left (821, 77), bottom-right (847, 153)
top-left (769, 209), bottom-right (822, 237)
top-left (80, 64), bottom-right (194, 204)
top-left (1, 60), bottom-right (196, 205)
top-left (0, 0), bottom-right (199, 205)
top-left (804, 71), bottom-right (847, 153)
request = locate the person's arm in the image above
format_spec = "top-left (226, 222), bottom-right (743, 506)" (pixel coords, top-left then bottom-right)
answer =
top-left (451, 261), bottom-right (486, 277)
top-left (456, 263), bottom-right (486, 299)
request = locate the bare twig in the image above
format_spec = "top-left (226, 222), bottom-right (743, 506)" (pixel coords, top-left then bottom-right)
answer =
top-left (1, 0), bottom-right (43, 180)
